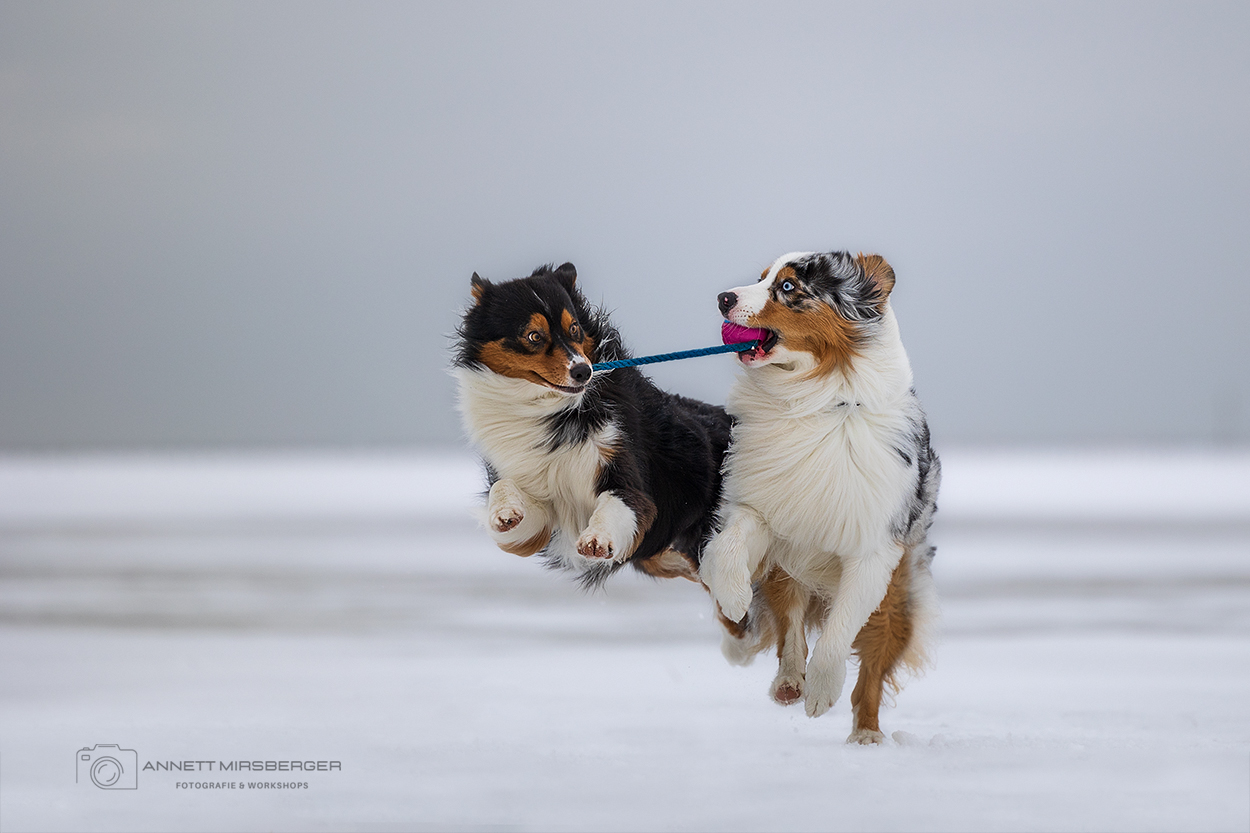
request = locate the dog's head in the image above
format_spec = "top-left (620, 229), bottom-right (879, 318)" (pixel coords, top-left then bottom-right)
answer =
top-left (455, 262), bottom-right (596, 395)
top-left (717, 251), bottom-right (895, 377)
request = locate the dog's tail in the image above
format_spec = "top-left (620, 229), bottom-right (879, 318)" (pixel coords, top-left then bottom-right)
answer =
top-left (892, 542), bottom-right (940, 684)
top-left (897, 442), bottom-right (941, 679)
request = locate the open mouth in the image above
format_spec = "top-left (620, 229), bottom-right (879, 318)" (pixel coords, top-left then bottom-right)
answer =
top-left (722, 321), bottom-right (779, 363)
top-left (542, 379), bottom-right (588, 395)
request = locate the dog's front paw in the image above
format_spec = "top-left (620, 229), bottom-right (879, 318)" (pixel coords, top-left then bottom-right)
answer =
top-left (700, 514), bottom-right (766, 624)
top-left (803, 661), bottom-right (846, 718)
top-left (770, 672), bottom-right (804, 706)
top-left (576, 528), bottom-right (618, 560)
top-left (490, 505), bottom-right (523, 534)
top-left (484, 479), bottom-right (550, 555)
top-left (576, 492), bottom-right (640, 563)
top-left (701, 552), bottom-right (753, 623)
top-left (487, 479), bottom-right (529, 535)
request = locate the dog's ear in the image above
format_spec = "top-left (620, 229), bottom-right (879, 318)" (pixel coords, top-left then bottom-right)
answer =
top-left (470, 272), bottom-right (491, 305)
top-left (856, 254), bottom-right (895, 304)
top-left (552, 262), bottom-right (577, 293)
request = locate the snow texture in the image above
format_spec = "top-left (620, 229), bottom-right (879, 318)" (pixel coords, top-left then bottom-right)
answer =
top-left (0, 449), bottom-right (1247, 832)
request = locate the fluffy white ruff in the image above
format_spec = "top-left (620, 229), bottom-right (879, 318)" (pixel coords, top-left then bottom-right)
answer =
top-left (455, 367), bottom-right (619, 572)
top-left (720, 306), bottom-right (916, 553)
top-left (701, 304), bottom-right (927, 718)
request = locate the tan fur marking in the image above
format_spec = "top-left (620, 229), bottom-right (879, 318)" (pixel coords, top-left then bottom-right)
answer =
top-left (752, 297), bottom-right (861, 379)
top-left (856, 253), bottom-right (896, 306)
top-left (762, 567), bottom-right (808, 659)
top-left (776, 265), bottom-right (797, 282)
top-left (849, 552), bottom-right (914, 735)
top-left (498, 526), bottom-right (552, 557)
top-left (476, 311), bottom-right (586, 389)
top-left (560, 308), bottom-right (593, 360)
top-left (637, 548), bottom-right (700, 582)
top-left (525, 312), bottom-right (550, 339)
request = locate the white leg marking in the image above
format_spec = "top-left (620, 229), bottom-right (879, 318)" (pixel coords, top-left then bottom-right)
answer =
top-left (847, 727), bottom-right (887, 745)
top-left (805, 545), bottom-right (903, 718)
top-left (700, 505), bottom-right (770, 623)
top-left (486, 478), bottom-right (549, 547)
top-left (577, 492), bottom-right (638, 563)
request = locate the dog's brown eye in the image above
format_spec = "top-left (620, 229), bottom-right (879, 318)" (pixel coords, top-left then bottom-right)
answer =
top-left (569, 323), bottom-right (582, 340)
top-left (526, 331), bottom-right (544, 345)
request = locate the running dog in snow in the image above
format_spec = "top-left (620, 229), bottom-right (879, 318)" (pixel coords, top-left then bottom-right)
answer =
top-left (453, 262), bottom-right (734, 588)
top-left (701, 250), bottom-right (940, 744)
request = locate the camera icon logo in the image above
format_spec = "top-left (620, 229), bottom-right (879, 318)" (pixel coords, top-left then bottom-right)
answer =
top-left (76, 744), bottom-right (138, 790)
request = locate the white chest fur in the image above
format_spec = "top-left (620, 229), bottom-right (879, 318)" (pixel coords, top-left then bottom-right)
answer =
top-left (722, 308), bottom-right (918, 563)
top-left (455, 368), bottom-right (617, 545)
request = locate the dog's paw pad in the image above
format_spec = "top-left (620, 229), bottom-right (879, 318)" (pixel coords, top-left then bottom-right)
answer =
top-left (490, 510), bottom-right (522, 533)
top-left (771, 681), bottom-right (803, 706)
top-left (847, 728), bottom-right (886, 746)
top-left (577, 532), bottom-right (614, 560)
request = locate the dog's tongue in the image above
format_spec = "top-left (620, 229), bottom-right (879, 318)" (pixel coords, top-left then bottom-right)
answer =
top-left (722, 321), bottom-right (767, 347)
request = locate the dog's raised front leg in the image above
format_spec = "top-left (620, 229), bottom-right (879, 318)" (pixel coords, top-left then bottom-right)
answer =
top-left (485, 478), bottom-right (551, 557)
top-left (804, 544), bottom-right (903, 719)
top-left (701, 504), bottom-right (770, 623)
top-left (577, 457), bottom-right (658, 563)
top-left (577, 489), bottom-right (656, 563)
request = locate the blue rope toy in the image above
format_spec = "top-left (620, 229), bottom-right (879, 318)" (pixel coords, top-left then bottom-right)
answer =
top-left (592, 340), bottom-right (758, 373)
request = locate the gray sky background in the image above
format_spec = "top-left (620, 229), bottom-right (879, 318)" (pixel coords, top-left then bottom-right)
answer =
top-left (2, 1), bottom-right (1247, 451)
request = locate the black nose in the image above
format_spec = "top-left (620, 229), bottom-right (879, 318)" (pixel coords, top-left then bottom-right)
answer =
top-left (717, 292), bottom-right (738, 316)
top-left (570, 363), bottom-right (591, 385)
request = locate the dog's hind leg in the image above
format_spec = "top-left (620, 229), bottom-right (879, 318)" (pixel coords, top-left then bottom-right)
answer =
top-left (848, 553), bottom-right (914, 744)
top-left (763, 567), bottom-right (810, 706)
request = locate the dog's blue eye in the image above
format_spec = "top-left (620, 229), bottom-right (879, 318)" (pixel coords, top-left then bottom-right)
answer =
top-left (781, 281), bottom-right (795, 292)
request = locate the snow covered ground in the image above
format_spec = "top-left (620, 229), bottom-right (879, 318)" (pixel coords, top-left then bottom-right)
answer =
top-left (0, 449), bottom-right (1247, 832)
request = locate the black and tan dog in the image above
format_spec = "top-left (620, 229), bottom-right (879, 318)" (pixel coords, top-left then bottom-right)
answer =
top-left (453, 262), bottom-right (734, 587)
